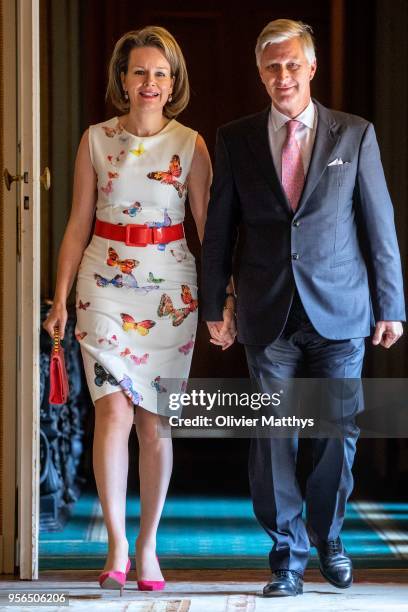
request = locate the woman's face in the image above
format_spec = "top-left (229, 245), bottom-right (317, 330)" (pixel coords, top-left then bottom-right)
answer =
top-left (121, 46), bottom-right (174, 115)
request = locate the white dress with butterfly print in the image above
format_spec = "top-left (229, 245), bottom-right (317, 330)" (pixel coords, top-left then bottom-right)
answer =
top-left (75, 117), bottom-right (198, 414)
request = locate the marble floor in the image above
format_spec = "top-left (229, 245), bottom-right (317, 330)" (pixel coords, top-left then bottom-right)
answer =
top-left (1, 569), bottom-right (407, 611)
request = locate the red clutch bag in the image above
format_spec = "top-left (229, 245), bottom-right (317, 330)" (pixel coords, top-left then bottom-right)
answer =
top-left (49, 326), bottom-right (69, 405)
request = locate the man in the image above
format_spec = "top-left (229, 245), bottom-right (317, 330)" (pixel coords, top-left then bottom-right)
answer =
top-left (201, 19), bottom-right (405, 597)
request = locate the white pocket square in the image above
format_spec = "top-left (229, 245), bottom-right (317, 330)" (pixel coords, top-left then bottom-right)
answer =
top-left (328, 158), bottom-right (349, 166)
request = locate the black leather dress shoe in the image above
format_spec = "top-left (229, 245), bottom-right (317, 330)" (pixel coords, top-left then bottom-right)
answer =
top-left (316, 537), bottom-right (353, 588)
top-left (263, 569), bottom-right (303, 597)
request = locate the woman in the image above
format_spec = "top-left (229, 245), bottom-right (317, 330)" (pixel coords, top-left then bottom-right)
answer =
top-left (43, 26), bottom-right (235, 593)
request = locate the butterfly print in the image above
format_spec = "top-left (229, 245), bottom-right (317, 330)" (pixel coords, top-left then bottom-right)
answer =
top-left (120, 313), bottom-right (156, 336)
top-left (146, 208), bottom-right (171, 229)
top-left (178, 335), bottom-right (195, 355)
top-left (157, 285), bottom-right (198, 327)
top-left (147, 272), bottom-right (164, 283)
top-left (130, 352), bottom-right (149, 365)
top-left (102, 126), bottom-right (117, 138)
top-left (121, 273), bottom-right (159, 294)
top-left (130, 143), bottom-right (145, 157)
top-left (123, 202), bottom-right (142, 217)
top-left (75, 331), bottom-right (88, 341)
top-left (147, 155), bottom-right (187, 198)
top-left (170, 245), bottom-right (187, 262)
top-left (119, 374), bottom-right (143, 405)
top-left (97, 334), bottom-right (119, 347)
top-left (151, 376), bottom-right (167, 393)
top-left (106, 247), bottom-right (139, 274)
top-left (101, 180), bottom-right (113, 194)
top-left (94, 273), bottom-right (123, 288)
top-left (94, 363), bottom-right (119, 387)
top-left (157, 294), bottom-right (184, 326)
top-left (101, 171), bottom-right (119, 194)
top-left (122, 274), bottom-right (141, 288)
top-left (181, 285), bottom-right (198, 311)
top-left (117, 346), bottom-right (148, 364)
top-left (146, 209), bottom-right (172, 251)
top-left (78, 299), bottom-right (90, 310)
top-left (107, 150), bottom-right (126, 166)
top-left (102, 122), bottom-right (125, 138)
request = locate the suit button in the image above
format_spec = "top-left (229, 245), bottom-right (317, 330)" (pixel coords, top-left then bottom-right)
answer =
top-left (292, 220), bottom-right (300, 227)
top-left (292, 253), bottom-right (299, 260)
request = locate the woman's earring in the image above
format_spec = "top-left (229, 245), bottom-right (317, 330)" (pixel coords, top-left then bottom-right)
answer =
top-left (168, 94), bottom-right (173, 102)
top-left (124, 91), bottom-right (129, 101)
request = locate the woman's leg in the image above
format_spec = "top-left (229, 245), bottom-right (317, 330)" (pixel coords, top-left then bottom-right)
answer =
top-left (93, 391), bottom-right (134, 572)
top-left (134, 407), bottom-right (173, 580)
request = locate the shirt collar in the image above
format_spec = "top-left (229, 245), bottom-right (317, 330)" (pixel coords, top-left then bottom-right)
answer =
top-left (270, 98), bottom-right (315, 132)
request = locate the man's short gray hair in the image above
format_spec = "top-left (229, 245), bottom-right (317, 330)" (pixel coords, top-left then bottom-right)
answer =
top-left (255, 19), bottom-right (316, 67)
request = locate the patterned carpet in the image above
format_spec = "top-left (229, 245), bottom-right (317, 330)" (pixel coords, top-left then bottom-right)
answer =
top-left (39, 495), bottom-right (408, 569)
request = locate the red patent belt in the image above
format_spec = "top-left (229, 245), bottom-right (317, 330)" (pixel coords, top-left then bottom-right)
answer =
top-left (94, 218), bottom-right (184, 247)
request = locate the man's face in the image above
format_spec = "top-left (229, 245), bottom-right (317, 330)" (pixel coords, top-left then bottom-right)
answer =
top-left (258, 37), bottom-right (317, 117)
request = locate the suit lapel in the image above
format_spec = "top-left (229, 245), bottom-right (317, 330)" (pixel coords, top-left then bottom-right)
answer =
top-left (246, 108), bottom-right (292, 214)
top-left (245, 101), bottom-right (343, 215)
top-left (296, 99), bottom-right (343, 212)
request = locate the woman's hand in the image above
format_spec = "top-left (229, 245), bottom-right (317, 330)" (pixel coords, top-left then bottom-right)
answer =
top-left (42, 302), bottom-right (68, 340)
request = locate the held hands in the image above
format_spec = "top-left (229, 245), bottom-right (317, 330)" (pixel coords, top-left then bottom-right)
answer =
top-left (206, 296), bottom-right (237, 350)
top-left (372, 321), bottom-right (403, 348)
top-left (42, 302), bottom-right (68, 340)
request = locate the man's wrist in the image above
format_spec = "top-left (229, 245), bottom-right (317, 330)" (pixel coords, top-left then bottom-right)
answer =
top-left (223, 304), bottom-right (235, 312)
top-left (224, 292), bottom-right (236, 313)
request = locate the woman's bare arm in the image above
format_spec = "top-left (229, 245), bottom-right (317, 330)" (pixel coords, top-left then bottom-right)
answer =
top-left (187, 133), bottom-right (212, 244)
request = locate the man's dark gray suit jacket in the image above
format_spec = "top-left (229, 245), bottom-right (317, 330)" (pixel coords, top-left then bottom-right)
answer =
top-left (200, 99), bottom-right (406, 345)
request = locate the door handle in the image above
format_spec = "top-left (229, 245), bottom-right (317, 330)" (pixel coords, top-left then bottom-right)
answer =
top-left (4, 167), bottom-right (51, 191)
top-left (3, 168), bottom-right (24, 191)
top-left (40, 167), bottom-right (51, 191)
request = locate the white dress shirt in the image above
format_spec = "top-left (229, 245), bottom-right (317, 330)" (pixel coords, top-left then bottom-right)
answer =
top-left (268, 99), bottom-right (318, 181)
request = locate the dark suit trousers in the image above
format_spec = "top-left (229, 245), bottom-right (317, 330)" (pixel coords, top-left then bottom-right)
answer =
top-left (245, 290), bottom-right (365, 575)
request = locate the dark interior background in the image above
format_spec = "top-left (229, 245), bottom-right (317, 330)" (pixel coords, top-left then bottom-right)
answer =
top-left (41, 0), bottom-right (408, 499)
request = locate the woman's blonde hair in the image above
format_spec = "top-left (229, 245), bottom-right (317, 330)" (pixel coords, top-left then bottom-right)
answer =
top-left (255, 19), bottom-right (316, 67)
top-left (106, 26), bottom-right (189, 119)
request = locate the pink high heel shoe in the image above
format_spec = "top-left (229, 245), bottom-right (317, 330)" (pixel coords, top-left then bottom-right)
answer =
top-left (136, 554), bottom-right (166, 591)
top-left (98, 558), bottom-right (131, 596)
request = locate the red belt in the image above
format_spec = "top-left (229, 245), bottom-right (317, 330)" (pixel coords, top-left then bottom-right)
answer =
top-left (94, 218), bottom-right (184, 247)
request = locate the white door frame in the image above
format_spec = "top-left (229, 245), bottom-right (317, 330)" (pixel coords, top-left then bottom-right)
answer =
top-left (16, 0), bottom-right (41, 580)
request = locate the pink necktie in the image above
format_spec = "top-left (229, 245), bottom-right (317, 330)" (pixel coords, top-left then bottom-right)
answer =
top-left (281, 120), bottom-right (305, 211)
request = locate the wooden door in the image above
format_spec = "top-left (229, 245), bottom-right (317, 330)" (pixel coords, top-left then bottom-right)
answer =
top-left (0, 0), bottom-right (18, 575)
